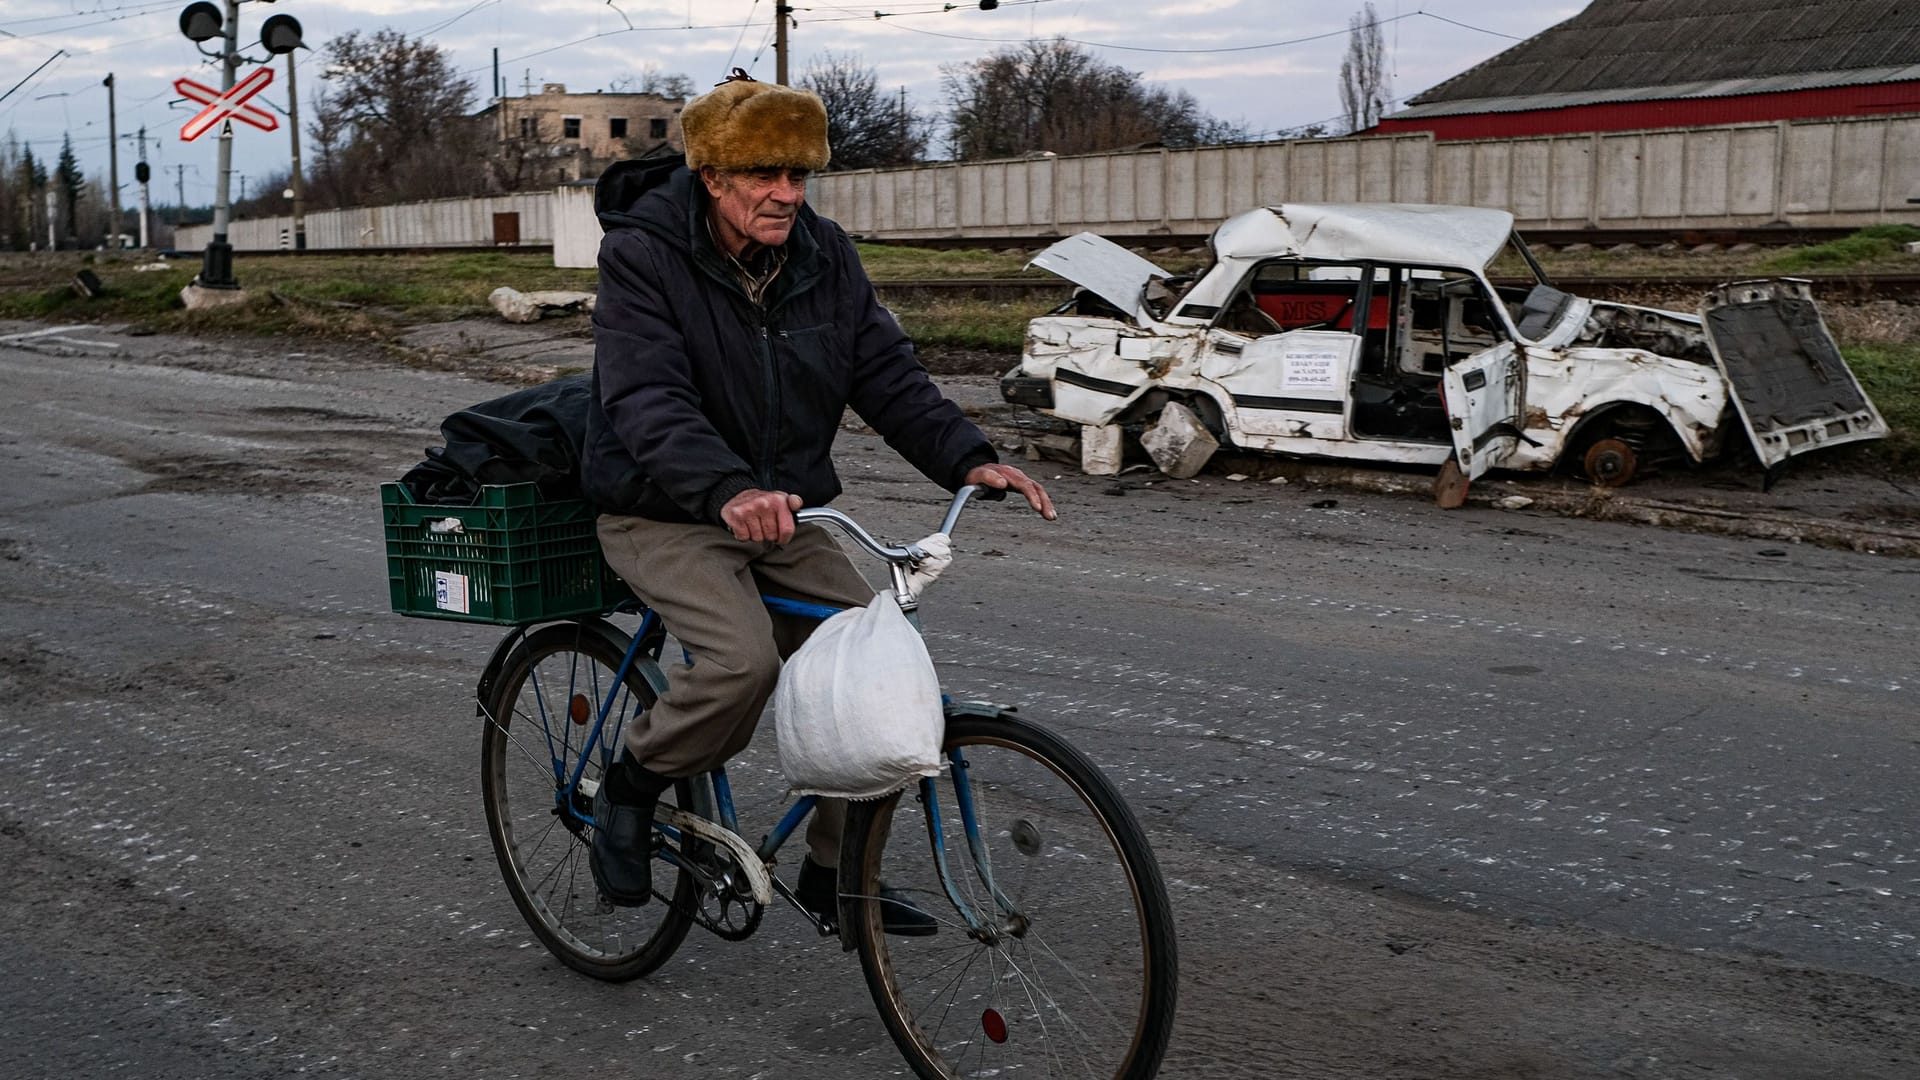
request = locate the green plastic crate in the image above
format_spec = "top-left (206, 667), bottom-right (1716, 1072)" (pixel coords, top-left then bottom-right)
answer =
top-left (382, 483), bottom-right (628, 625)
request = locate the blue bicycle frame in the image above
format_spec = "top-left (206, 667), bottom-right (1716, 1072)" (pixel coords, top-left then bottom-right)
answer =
top-left (526, 489), bottom-right (1017, 932)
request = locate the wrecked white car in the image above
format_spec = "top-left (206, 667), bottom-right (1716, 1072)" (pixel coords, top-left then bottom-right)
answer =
top-left (1000, 204), bottom-right (1888, 489)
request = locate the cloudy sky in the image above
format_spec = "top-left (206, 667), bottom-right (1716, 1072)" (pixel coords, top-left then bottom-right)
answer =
top-left (1, 0), bottom-right (1580, 207)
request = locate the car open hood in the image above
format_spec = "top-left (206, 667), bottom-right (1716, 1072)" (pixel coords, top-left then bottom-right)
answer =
top-left (1027, 233), bottom-right (1173, 325)
top-left (1701, 279), bottom-right (1889, 469)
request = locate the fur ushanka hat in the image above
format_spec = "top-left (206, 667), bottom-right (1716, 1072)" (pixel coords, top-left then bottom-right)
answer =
top-left (682, 70), bottom-right (830, 172)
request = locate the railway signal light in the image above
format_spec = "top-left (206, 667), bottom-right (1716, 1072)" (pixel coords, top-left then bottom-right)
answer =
top-left (260, 14), bottom-right (303, 55)
top-left (178, 1), bottom-right (222, 42)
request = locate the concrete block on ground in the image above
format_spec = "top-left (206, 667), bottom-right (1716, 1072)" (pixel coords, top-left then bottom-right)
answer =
top-left (1080, 423), bottom-right (1123, 475)
top-left (1022, 433), bottom-right (1079, 464)
top-left (1906, 241), bottom-right (1920, 255)
top-left (490, 286), bottom-right (596, 324)
top-left (1141, 401), bottom-right (1218, 479)
top-left (180, 282), bottom-right (249, 310)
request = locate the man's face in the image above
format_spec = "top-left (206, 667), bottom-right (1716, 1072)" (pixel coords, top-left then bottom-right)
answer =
top-left (702, 166), bottom-right (809, 255)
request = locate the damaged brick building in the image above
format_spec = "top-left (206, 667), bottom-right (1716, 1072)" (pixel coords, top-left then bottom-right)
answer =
top-left (1375, 0), bottom-right (1920, 139)
top-left (476, 83), bottom-right (685, 187)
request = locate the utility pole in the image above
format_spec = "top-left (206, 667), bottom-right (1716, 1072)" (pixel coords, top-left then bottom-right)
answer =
top-left (285, 47), bottom-right (306, 251)
top-left (176, 163), bottom-right (187, 226)
top-left (774, 2), bottom-right (790, 85)
top-left (198, 0), bottom-right (243, 288)
top-left (105, 73), bottom-right (122, 249)
top-left (238, 173), bottom-right (248, 203)
top-left (135, 126), bottom-right (152, 249)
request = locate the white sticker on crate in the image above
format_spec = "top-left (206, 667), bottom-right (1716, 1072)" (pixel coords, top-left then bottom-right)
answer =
top-left (435, 570), bottom-right (470, 614)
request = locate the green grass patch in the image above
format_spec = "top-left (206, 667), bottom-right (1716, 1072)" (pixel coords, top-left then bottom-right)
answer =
top-left (890, 297), bottom-right (1031, 351)
top-left (1763, 225), bottom-right (1920, 274)
top-left (856, 243), bottom-right (1040, 280)
top-left (0, 250), bottom-right (597, 338)
top-left (1832, 341), bottom-right (1920, 473)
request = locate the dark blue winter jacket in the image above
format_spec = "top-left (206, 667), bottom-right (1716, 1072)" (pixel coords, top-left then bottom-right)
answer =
top-left (582, 158), bottom-right (995, 523)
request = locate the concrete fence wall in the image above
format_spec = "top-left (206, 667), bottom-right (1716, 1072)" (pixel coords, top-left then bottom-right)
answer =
top-left (185, 113), bottom-right (1920, 263)
top-left (175, 192), bottom-right (553, 252)
top-left (808, 114), bottom-right (1920, 240)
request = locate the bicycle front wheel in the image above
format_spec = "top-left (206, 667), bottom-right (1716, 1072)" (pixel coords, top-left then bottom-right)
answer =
top-left (842, 707), bottom-right (1178, 1079)
top-left (480, 618), bottom-right (701, 982)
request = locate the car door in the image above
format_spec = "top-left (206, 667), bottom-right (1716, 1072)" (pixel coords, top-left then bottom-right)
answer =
top-left (1200, 331), bottom-right (1356, 440)
top-left (1441, 341), bottom-right (1524, 480)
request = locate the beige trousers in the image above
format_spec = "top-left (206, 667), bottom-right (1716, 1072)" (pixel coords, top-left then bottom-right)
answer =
top-left (597, 514), bottom-right (874, 866)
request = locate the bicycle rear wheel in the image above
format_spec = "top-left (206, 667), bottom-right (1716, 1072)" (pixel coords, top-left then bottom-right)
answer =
top-left (842, 707), bottom-right (1178, 1079)
top-left (480, 618), bottom-right (702, 982)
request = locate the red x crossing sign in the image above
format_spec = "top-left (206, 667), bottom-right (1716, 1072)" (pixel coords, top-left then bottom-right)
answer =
top-left (175, 66), bottom-right (277, 141)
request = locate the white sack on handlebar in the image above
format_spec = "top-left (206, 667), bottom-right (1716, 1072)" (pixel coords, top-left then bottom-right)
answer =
top-left (774, 591), bottom-right (944, 800)
top-left (903, 531), bottom-right (952, 600)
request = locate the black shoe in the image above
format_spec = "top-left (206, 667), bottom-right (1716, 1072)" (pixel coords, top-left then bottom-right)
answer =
top-left (796, 858), bottom-right (938, 937)
top-left (589, 761), bottom-right (666, 907)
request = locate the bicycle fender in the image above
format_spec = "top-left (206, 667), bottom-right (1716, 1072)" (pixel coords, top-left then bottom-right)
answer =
top-left (474, 625), bottom-right (530, 717)
top-left (943, 700), bottom-right (1018, 721)
top-left (474, 618), bottom-right (633, 717)
top-left (830, 699), bottom-right (1025, 949)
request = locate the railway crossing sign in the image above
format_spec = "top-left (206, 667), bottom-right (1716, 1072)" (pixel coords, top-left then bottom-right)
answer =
top-left (175, 66), bottom-right (277, 141)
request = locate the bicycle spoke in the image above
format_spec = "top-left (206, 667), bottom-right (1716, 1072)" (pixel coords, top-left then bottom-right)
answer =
top-left (481, 623), bottom-right (696, 980)
top-left (846, 715), bottom-right (1174, 1080)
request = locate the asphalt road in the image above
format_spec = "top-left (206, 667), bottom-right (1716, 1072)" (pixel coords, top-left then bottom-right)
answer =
top-left (2, 322), bottom-right (1916, 1079)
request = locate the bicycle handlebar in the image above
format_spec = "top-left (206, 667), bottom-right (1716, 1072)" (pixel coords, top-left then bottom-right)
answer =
top-left (796, 484), bottom-right (989, 566)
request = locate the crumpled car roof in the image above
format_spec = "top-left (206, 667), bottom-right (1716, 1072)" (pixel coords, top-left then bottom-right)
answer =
top-left (1212, 203), bottom-right (1517, 270)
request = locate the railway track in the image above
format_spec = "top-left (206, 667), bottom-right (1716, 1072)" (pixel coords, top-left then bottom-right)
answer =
top-left (872, 274), bottom-right (1920, 303)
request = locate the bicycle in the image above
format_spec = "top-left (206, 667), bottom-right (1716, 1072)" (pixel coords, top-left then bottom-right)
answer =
top-left (474, 485), bottom-right (1177, 1079)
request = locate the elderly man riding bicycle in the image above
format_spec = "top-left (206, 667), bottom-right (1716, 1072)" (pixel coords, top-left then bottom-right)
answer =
top-left (580, 69), bottom-right (1055, 929)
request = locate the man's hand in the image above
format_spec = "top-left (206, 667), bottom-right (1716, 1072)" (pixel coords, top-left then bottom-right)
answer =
top-left (965, 463), bottom-right (1057, 521)
top-left (722, 488), bottom-right (805, 544)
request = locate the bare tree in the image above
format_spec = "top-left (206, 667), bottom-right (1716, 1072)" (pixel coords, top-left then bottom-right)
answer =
top-left (613, 63), bottom-right (694, 100)
top-left (800, 53), bottom-right (928, 171)
top-left (1340, 2), bottom-right (1388, 134)
top-left (943, 39), bottom-right (1245, 161)
top-left (307, 29), bottom-right (484, 207)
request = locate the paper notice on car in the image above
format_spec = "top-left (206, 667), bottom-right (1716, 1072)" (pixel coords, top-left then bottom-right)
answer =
top-left (1281, 349), bottom-right (1342, 395)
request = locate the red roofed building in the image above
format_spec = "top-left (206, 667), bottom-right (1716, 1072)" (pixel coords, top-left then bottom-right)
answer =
top-left (1376, 0), bottom-right (1920, 140)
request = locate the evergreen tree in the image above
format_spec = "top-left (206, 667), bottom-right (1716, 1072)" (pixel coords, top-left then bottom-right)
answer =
top-left (15, 143), bottom-right (49, 250)
top-left (55, 134), bottom-right (83, 245)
